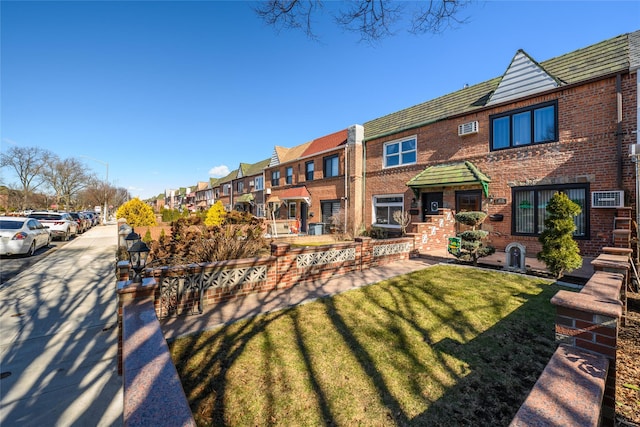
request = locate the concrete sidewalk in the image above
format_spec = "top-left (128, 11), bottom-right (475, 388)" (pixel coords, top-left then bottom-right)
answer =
top-left (0, 224), bottom-right (122, 427)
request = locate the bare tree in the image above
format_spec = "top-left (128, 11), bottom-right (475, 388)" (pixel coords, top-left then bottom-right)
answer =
top-left (254, 0), bottom-right (470, 42)
top-left (393, 209), bottom-right (411, 235)
top-left (0, 146), bottom-right (52, 210)
top-left (42, 156), bottom-right (91, 210)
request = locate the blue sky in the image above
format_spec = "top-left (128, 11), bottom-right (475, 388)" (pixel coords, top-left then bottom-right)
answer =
top-left (2, 1), bottom-right (639, 200)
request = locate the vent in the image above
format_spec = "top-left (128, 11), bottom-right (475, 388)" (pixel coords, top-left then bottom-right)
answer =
top-left (458, 121), bottom-right (478, 136)
top-left (249, 180), bottom-right (254, 187)
top-left (591, 191), bottom-right (624, 208)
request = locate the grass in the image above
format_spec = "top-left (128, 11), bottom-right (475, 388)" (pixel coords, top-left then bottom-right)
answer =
top-left (169, 264), bottom-right (559, 426)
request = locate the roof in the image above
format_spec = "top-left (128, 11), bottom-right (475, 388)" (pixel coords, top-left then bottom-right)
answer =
top-left (240, 158), bottom-right (270, 177)
top-left (236, 193), bottom-right (254, 203)
top-left (217, 169), bottom-right (238, 185)
top-left (300, 129), bottom-right (348, 157)
top-left (364, 31), bottom-right (637, 140)
top-left (279, 186), bottom-right (311, 201)
top-left (406, 161), bottom-right (491, 196)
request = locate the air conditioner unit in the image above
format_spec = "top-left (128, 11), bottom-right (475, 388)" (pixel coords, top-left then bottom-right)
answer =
top-left (265, 188), bottom-right (271, 195)
top-left (249, 180), bottom-right (254, 187)
top-left (591, 191), bottom-right (624, 208)
top-left (458, 121), bottom-right (479, 136)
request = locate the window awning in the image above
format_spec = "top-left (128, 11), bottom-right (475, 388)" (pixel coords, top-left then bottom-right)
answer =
top-left (236, 193), bottom-right (254, 203)
top-left (279, 186), bottom-right (312, 205)
top-left (406, 161), bottom-right (491, 196)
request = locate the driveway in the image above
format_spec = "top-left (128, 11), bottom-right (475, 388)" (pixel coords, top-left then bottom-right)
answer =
top-left (0, 224), bottom-right (122, 426)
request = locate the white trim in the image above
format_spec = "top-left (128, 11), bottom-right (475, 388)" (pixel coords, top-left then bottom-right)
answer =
top-left (383, 135), bottom-right (417, 169)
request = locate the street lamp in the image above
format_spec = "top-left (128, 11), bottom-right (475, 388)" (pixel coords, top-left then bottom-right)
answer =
top-left (125, 230), bottom-right (141, 250)
top-left (81, 155), bottom-right (109, 225)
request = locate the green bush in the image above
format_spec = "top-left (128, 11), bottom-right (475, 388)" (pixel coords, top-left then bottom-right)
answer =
top-left (361, 226), bottom-right (388, 239)
top-left (537, 192), bottom-right (582, 279)
top-left (452, 211), bottom-right (495, 266)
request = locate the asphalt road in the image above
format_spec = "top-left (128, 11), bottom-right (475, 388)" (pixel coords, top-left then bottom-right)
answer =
top-left (0, 237), bottom-right (73, 285)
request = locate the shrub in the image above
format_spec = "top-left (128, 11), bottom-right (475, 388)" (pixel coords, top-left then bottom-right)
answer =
top-left (452, 211), bottom-right (495, 266)
top-left (537, 192), bottom-right (582, 279)
top-left (204, 201), bottom-right (226, 227)
top-left (361, 226), bottom-right (388, 239)
top-left (116, 198), bottom-right (157, 227)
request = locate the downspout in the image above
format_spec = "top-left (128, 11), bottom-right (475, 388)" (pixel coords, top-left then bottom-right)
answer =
top-left (345, 142), bottom-right (348, 234)
top-left (616, 73), bottom-right (623, 189)
top-left (363, 141), bottom-right (367, 230)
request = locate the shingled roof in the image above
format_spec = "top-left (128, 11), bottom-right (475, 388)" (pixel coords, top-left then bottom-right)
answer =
top-left (364, 31), bottom-right (636, 140)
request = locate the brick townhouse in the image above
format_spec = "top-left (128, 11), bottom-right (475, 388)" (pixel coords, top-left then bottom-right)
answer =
top-left (363, 30), bottom-right (639, 257)
top-left (264, 125), bottom-right (364, 235)
top-left (157, 31), bottom-right (638, 257)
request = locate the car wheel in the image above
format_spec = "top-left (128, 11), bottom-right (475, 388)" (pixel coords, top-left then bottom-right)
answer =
top-left (28, 242), bottom-right (36, 257)
top-left (64, 230), bottom-right (70, 241)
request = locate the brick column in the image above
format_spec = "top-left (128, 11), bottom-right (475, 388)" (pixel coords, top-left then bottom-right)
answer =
top-left (551, 281), bottom-right (623, 426)
top-left (356, 237), bottom-right (372, 270)
top-left (271, 242), bottom-right (295, 289)
top-left (116, 277), bottom-right (158, 375)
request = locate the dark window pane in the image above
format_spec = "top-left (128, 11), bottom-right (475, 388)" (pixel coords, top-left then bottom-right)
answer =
top-left (513, 111), bottom-right (531, 146)
top-left (492, 117), bottom-right (510, 149)
top-left (534, 106), bottom-right (555, 142)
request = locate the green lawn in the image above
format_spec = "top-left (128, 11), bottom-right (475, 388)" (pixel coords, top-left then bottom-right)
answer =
top-left (169, 264), bottom-right (559, 426)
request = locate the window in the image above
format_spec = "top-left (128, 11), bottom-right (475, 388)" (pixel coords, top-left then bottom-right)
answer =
top-left (305, 161), bottom-right (314, 181)
top-left (384, 137), bottom-right (417, 168)
top-left (286, 167), bottom-right (293, 185)
top-left (271, 170), bottom-right (280, 187)
top-left (512, 184), bottom-right (588, 238)
top-left (491, 101), bottom-right (557, 150)
top-left (456, 190), bottom-right (482, 212)
top-left (373, 195), bottom-right (404, 228)
top-left (237, 181), bottom-right (244, 193)
top-left (288, 202), bottom-right (296, 219)
top-left (254, 176), bottom-right (264, 191)
top-left (321, 200), bottom-right (341, 224)
top-left (256, 203), bottom-right (265, 218)
top-left (323, 155), bottom-right (339, 178)
top-left (222, 184), bottom-right (230, 196)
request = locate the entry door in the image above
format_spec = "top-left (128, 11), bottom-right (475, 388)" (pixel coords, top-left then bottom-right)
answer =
top-left (456, 190), bottom-right (482, 212)
top-left (422, 192), bottom-right (443, 220)
top-left (300, 203), bottom-right (308, 232)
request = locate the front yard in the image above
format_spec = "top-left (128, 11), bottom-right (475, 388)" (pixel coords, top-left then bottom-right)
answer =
top-left (170, 265), bottom-right (560, 426)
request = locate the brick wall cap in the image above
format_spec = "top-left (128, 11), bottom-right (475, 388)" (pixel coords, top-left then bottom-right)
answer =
top-left (551, 290), bottom-right (622, 319)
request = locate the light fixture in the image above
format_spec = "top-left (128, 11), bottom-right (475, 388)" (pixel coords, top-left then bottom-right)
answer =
top-left (127, 240), bottom-right (150, 283)
top-left (125, 230), bottom-right (141, 250)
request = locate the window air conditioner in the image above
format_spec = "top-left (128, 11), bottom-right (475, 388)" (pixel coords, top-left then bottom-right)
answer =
top-left (265, 188), bottom-right (271, 194)
top-left (458, 121), bottom-right (479, 136)
top-left (591, 191), bottom-right (624, 208)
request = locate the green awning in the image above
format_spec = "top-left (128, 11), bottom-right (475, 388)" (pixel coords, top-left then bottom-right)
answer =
top-left (236, 193), bottom-right (254, 203)
top-left (406, 161), bottom-right (491, 197)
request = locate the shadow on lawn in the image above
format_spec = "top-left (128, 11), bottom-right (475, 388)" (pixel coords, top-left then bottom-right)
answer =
top-left (171, 266), bottom-right (560, 426)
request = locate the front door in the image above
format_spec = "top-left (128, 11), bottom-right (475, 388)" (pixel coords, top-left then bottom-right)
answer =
top-left (300, 203), bottom-right (308, 232)
top-left (422, 192), bottom-right (443, 221)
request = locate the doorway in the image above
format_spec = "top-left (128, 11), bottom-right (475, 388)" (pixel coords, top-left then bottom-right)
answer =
top-left (422, 192), bottom-right (443, 221)
top-left (300, 203), bottom-right (308, 232)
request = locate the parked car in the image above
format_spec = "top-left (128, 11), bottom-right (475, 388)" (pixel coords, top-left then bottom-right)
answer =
top-left (28, 212), bottom-right (78, 241)
top-left (69, 212), bottom-right (90, 233)
top-left (0, 216), bottom-right (51, 256)
top-left (83, 211), bottom-right (99, 226)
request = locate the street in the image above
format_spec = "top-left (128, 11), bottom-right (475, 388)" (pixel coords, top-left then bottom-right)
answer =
top-left (1, 237), bottom-right (74, 286)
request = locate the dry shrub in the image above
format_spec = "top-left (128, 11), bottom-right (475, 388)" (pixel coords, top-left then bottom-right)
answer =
top-left (148, 214), bottom-right (268, 266)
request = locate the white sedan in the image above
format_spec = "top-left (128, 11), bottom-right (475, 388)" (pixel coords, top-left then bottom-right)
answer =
top-left (0, 216), bottom-right (51, 256)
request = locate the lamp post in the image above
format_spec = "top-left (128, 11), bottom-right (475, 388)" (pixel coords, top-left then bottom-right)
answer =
top-left (81, 155), bottom-right (109, 225)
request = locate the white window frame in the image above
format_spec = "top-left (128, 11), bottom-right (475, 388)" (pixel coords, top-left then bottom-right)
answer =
top-left (254, 176), bottom-right (264, 191)
top-left (372, 194), bottom-right (404, 228)
top-left (383, 136), bottom-right (417, 169)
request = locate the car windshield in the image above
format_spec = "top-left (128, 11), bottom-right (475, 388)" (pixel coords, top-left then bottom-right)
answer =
top-left (0, 220), bottom-right (26, 230)
top-left (29, 214), bottom-right (62, 221)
